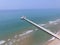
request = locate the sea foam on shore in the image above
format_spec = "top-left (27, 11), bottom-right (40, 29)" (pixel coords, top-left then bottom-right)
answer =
top-left (0, 30), bottom-right (34, 45)
top-left (1, 18), bottom-right (60, 45)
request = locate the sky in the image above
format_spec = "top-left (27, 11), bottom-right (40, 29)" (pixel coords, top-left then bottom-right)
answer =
top-left (0, 0), bottom-right (60, 10)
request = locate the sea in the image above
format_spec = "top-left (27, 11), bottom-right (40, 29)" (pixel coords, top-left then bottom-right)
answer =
top-left (0, 9), bottom-right (60, 45)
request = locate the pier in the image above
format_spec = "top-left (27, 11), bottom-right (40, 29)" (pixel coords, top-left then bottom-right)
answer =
top-left (21, 16), bottom-right (60, 40)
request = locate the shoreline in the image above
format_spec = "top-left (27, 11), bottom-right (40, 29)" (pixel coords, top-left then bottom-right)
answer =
top-left (0, 30), bottom-right (34, 45)
top-left (45, 31), bottom-right (60, 45)
top-left (0, 18), bottom-right (60, 45)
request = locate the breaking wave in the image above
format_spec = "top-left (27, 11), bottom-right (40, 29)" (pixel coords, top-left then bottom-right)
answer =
top-left (0, 18), bottom-right (60, 45)
top-left (0, 30), bottom-right (34, 45)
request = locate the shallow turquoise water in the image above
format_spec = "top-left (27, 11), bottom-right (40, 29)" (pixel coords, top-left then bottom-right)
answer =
top-left (0, 9), bottom-right (60, 45)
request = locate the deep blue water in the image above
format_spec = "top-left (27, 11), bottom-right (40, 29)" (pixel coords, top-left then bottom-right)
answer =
top-left (0, 9), bottom-right (60, 40)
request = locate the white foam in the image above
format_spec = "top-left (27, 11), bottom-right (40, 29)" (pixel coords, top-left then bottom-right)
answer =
top-left (48, 31), bottom-right (60, 41)
top-left (8, 39), bottom-right (10, 41)
top-left (25, 30), bottom-right (33, 34)
top-left (55, 19), bottom-right (60, 22)
top-left (11, 39), bottom-right (16, 43)
top-left (48, 19), bottom-right (60, 25)
top-left (0, 40), bottom-right (6, 45)
top-left (14, 35), bottom-right (18, 38)
top-left (48, 20), bottom-right (58, 25)
top-left (39, 24), bottom-right (46, 26)
top-left (35, 29), bottom-right (38, 31)
top-left (48, 37), bottom-right (55, 41)
top-left (19, 30), bottom-right (33, 37)
top-left (48, 21), bottom-right (54, 24)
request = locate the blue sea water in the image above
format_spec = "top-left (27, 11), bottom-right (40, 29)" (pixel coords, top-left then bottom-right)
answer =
top-left (0, 9), bottom-right (60, 45)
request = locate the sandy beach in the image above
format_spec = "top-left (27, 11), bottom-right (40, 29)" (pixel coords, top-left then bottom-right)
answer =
top-left (0, 19), bottom-right (60, 45)
top-left (0, 30), bottom-right (34, 45)
top-left (42, 19), bottom-right (60, 45)
top-left (45, 31), bottom-right (60, 45)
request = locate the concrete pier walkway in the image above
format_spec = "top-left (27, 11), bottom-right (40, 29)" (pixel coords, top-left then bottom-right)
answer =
top-left (21, 16), bottom-right (60, 40)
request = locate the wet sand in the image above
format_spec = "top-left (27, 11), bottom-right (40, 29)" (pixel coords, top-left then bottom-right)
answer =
top-left (12, 34), bottom-right (33, 45)
top-left (1, 19), bottom-right (60, 45)
top-left (0, 30), bottom-right (34, 45)
top-left (43, 19), bottom-right (60, 45)
top-left (45, 32), bottom-right (60, 45)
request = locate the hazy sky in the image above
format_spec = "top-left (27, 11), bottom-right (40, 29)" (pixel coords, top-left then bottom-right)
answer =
top-left (0, 0), bottom-right (60, 10)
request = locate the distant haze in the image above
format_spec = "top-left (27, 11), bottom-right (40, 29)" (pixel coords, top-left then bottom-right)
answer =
top-left (0, 0), bottom-right (60, 10)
